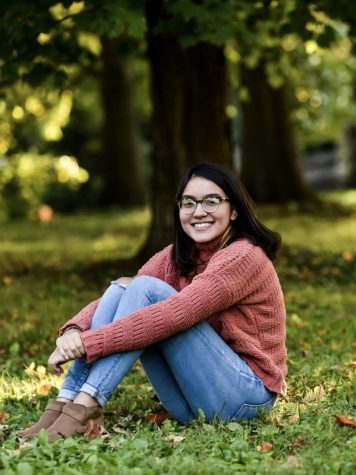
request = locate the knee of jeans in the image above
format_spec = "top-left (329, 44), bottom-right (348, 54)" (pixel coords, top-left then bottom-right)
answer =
top-left (127, 275), bottom-right (163, 294)
top-left (107, 281), bottom-right (127, 297)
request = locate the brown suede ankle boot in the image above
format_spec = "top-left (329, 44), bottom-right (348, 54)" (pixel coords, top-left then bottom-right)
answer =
top-left (46, 402), bottom-right (103, 442)
top-left (17, 400), bottom-right (66, 438)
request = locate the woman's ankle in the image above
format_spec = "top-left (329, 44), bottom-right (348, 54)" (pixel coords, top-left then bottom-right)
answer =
top-left (73, 392), bottom-right (100, 407)
top-left (56, 397), bottom-right (72, 403)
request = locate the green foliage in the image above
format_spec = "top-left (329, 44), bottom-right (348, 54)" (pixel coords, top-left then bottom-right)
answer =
top-left (0, 195), bottom-right (355, 473)
top-left (157, 0), bottom-right (235, 47)
top-left (0, 153), bottom-right (88, 220)
top-left (77, 0), bottom-right (146, 39)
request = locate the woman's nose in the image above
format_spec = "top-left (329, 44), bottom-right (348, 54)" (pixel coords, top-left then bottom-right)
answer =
top-left (192, 202), bottom-right (208, 216)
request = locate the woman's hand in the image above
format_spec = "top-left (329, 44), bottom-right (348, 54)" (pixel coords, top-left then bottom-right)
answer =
top-left (48, 348), bottom-right (67, 375)
top-left (56, 328), bottom-right (85, 361)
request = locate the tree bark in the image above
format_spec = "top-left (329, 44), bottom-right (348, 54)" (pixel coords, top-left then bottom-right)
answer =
top-left (140, 0), bottom-right (232, 258)
top-left (99, 36), bottom-right (145, 206)
top-left (240, 61), bottom-right (312, 202)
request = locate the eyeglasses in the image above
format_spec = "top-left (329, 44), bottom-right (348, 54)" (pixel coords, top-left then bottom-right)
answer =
top-left (178, 195), bottom-right (230, 214)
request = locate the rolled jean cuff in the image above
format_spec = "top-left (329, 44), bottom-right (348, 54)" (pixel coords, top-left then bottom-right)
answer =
top-left (80, 382), bottom-right (106, 407)
top-left (57, 388), bottom-right (77, 402)
top-left (110, 280), bottom-right (128, 290)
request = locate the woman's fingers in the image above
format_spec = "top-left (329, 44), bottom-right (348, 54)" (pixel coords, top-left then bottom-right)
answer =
top-left (56, 332), bottom-right (85, 360)
top-left (72, 332), bottom-right (85, 356)
top-left (48, 349), bottom-right (65, 375)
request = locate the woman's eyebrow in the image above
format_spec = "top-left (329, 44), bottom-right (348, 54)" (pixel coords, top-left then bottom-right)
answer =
top-left (181, 193), bottom-right (221, 199)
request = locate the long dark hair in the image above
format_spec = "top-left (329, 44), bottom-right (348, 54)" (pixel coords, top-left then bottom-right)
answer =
top-left (172, 163), bottom-right (281, 274)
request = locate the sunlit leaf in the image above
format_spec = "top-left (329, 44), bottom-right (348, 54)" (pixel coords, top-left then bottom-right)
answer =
top-left (333, 415), bottom-right (356, 427)
top-left (164, 434), bottom-right (185, 444)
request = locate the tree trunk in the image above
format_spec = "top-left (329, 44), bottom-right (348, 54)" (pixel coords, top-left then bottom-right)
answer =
top-left (240, 61), bottom-right (312, 202)
top-left (99, 36), bottom-right (145, 206)
top-left (140, 0), bottom-right (232, 259)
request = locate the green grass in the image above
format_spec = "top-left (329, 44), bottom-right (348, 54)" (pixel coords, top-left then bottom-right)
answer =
top-left (0, 197), bottom-right (355, 474)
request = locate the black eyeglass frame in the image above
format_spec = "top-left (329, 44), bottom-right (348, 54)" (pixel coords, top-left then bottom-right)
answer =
top-left (177, 195), bottom-right (230, 214)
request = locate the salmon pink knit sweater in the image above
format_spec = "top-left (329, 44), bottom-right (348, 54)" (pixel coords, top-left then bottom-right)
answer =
top-left (60, 238), bottom-right (287, 396)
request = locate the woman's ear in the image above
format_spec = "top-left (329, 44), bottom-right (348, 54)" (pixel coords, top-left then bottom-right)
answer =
top-left (231, 209), bottom-right (238, 221)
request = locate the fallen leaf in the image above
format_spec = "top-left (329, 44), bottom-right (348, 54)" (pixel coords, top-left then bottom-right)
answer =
top-left (164, 434), bottom-right (185, 444)
top-left (112, 426), bottom-right (126, 434)
top-left (39, 383), bottom-right (52, 394)
top-left (257, 441), bottom-right (273, 452)
top-left (288, 414), bottom-right (299, 424)
top-left (347, 361), bottom-right (356, 368)
top-left (147, 411), bottom-right (171, 426)
top-left (304, 385), bottom-right (326, 402)
top-left (84, 419), bottom-right (102, 439)
top-left (333, 415), bottom-right (356, 427)
top-left (99, 425), bottom-right (110, 440)
top-left (0, 412), bottom-right (9, 421)
top-left (290, 436), bottom-right (304, 449)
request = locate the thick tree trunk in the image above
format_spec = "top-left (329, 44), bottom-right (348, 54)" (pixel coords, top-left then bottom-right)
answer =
top-left (140, 0), bottom-right (232, 259)
top-left (240, 61), bottom-right (312, 202)
top-left (99, 36), bottom-right (145, 206)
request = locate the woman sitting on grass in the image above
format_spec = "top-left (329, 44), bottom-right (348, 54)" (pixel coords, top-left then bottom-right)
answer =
top-left (18, 163), bottom-right (287, 441)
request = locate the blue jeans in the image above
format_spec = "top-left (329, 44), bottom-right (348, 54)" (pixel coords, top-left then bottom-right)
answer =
top-left (58, 276), bottom-right (276, 423)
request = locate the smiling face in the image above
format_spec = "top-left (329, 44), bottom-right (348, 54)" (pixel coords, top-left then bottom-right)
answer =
top-left (179, 176), bottom-right (237, 245)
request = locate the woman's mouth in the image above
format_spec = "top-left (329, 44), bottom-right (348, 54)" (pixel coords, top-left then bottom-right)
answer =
top-left (191, 222), bottom-right (214, 229)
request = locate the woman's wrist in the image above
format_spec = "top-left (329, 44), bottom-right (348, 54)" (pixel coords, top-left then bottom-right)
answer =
top-left (64, 326), bottom-right (81, 334)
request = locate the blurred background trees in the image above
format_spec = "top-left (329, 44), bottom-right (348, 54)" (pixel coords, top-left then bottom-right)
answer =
top-left (0, 0), bottom-right (355, 253)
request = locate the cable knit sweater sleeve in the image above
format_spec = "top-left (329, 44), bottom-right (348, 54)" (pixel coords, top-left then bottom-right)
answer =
top-left (80, 242), bottom-right (268, 363)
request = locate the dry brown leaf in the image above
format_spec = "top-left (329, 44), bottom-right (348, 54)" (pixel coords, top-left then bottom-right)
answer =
top-left (147, 411), bottom-right (171, 426)
top-left (347, 361), bottom-right (356, 368)
top-left (164, 434), bottom-right (185, 444)
top-left (0, 412), bottom-right (9, 421)
top-left (333, 415), bottom-right (356, 427)
top-left (290, 436), bottom-right (304, 449)
top-left (257, 441), bottom-right (273, 452)
top-left (99, 425), bottom-right (110, 440)
top-left (84, 419), bottom-right (102, 439)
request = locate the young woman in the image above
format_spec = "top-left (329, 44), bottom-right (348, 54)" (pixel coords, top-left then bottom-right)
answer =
top-left (18, 163), bottom-right (287, 441)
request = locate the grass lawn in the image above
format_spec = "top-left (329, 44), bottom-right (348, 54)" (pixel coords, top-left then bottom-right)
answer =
top-left (0, 194), bottom-right (355, 474)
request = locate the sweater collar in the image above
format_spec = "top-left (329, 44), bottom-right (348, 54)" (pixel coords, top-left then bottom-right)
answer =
top-left (194, 236), bottom-right (222, 264)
